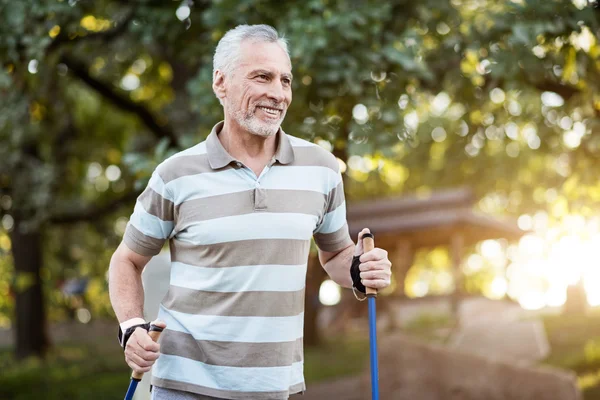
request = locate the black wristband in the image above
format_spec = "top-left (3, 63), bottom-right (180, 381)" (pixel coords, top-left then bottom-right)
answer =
top-left (350, 255), bottom-right (366, 294)
top-left (118, 322), bottom-right (151, 349)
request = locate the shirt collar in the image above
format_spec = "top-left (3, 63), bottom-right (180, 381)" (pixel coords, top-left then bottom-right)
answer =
top-left (206, 121), bottom-right (295, 169)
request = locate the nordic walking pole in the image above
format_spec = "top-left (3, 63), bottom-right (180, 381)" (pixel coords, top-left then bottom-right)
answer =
top-left (362, 232), bottom-right (379, 400)
top-left (124, 324), bottom-right (164, 400)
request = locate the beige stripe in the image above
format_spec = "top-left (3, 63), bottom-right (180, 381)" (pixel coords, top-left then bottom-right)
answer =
top-left (288, 146), bottom-right (339, 172)
top-left (160, 330), bottom-right (303, 367)
top-left (170, 238), bottom-right (310, 267)
top-left (123, 224), bottom-right (166, 256)
top-left (139, 188), bottom-right (174, 221)
top-left (151, 377), bottom-right (301, 400)
top-left (313, 223), bottom-right (354, 253)
top-left (326, 181), bottom-right (345, 214)
top-left (162, 286), bottom-right (305, 317)
top-left (175, 189), bottom-right (326, 227)
top-left (151, 386), bottom-right (220, 400)
top-left (159, 154), bottom-right (235, 184)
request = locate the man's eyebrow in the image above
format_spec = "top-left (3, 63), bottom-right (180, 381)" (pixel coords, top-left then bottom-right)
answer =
top-left (248, 69), bottom-right (273, 77)
top-left (248, 69), bottom-right (293, 80)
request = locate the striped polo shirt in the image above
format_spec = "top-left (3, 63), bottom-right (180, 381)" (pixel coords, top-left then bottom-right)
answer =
top-left (123, 121), bottom-right (353, 400)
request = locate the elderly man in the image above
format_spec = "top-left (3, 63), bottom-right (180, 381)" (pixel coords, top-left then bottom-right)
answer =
top-left (109, 24), bottom-right (392, 400)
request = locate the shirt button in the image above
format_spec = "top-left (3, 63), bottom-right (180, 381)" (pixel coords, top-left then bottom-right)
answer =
top-left (255, 182), bottom-right (260, 188)
top-left (236, 162), bottom-right (242, 167)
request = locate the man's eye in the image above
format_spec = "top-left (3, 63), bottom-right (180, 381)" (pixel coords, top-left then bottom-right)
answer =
top-left (282, 79), bottom-right (291, 85)
top-left (258, 74), bottom-right (269, 80)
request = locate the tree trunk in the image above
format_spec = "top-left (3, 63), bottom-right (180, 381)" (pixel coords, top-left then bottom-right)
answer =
top-left (9, 223), bottom-right (49, 359)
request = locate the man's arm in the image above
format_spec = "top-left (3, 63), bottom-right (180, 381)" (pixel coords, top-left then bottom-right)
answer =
top-left (109, 241), bottom-right (165, 374)
top-left (318, 244), bottom-right (355, 288)
top-left (108, 241), bottom-right (152, 328)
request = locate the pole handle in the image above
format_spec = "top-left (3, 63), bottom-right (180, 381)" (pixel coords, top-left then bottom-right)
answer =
top-left (362, 233), bottom-right (377, 296)
top-left (131, 324), bottom-right (164, 380)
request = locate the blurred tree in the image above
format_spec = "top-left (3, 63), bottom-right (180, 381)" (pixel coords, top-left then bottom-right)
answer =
top-left (0, 0), bottom-right (599, 357)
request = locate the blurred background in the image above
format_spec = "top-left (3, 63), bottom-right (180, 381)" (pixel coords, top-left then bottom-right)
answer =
top-left (2, 0), bottom-right (600, 399)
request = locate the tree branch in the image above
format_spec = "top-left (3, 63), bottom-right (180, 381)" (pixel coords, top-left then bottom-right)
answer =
top-left (50, 189), bottom-right (142, 225)
top-left (47, 7), bottom-right (136, 53)
top-left (60, 54), bottom-right (180, 147)
top-left (532, 80), bottom-right (580, 101)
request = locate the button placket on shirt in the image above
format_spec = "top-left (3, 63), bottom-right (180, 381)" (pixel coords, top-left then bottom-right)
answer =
top-left (253, 166), bottom-right (270, 211)
top-left (232, 160), bottom-right (272, 211)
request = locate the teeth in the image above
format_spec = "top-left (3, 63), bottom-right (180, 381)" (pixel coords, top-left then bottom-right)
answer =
top-left (258, 106), bottom-right (280, 116)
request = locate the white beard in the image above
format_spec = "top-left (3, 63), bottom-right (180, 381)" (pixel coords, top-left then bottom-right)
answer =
top-left (230, 102), bottom-right (286, 137)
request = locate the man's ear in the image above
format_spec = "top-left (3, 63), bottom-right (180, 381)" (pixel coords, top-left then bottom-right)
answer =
top-left (212, 70), bottom-right (226, 102)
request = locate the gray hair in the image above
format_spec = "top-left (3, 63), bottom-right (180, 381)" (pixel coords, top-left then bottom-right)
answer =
top-left (212, 24), bottom-right (290, 102)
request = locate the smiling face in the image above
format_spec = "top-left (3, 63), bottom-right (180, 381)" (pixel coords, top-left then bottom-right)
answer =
top-left (215, 40), bottom-right (293, 137)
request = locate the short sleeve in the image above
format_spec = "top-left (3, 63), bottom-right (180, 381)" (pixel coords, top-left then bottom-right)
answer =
top-left (123, 170), bottom-right (175, 256)
top-left (313, 170), bottom-right (354, 253)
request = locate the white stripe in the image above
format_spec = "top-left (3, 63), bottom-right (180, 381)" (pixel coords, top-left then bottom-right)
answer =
top-left (315, 202), bottom-right (347, 234)
top-left (158, 306), bottom-right (304, 343)
top-left (170, 262), bottom-right (307, 292)
top-left (166, 168), bottom-right (254, 205)
top-left (176, 212), bottom-right (318, 245)
top-left (154, 355), bottom-right (304, 392)
top-left (260, 166), bottom-right (340, 194)
top-left (129, 202), bottom-right (174, 239)
top-left (147, 171), bottom-right (174, 203)
top-left (164, 165), bottom-right (339, 205)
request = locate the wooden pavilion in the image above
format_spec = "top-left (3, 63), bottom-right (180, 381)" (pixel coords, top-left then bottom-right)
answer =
top-left (304, 187), bottom-right (526, 345)
top-left (346, 186), bottom-right (526, 308)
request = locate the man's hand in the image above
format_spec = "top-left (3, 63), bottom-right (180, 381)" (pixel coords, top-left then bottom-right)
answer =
top-left (354, 228), bottom-right (392, 290)
top-left (124, 320), bottom-right (166, 374)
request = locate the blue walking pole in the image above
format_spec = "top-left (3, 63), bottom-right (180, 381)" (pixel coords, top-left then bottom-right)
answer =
top-left (362, 233), bottom-right (379, 400)
top-left (124, 324), bottom-right (164, 400)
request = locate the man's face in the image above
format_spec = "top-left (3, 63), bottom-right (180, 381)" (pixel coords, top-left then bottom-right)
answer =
top-left (222, 40), bottom-right (292, 137)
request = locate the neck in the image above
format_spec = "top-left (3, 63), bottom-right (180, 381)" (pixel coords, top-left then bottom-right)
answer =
top-left (219, 118), bottom-right (279, 163)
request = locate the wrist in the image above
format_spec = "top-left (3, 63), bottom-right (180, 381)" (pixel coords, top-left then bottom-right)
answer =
top-left (118, 317), bottom-right (149, 349)
top-left (120, 317), bottom-right (146, 331)
top-left (350, 255), bottom-right (366, 294)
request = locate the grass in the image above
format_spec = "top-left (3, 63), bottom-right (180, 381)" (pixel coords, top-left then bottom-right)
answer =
top-left (304, 336), bottom-right (368, 383)
top-left (541, 308), bottom-right (600, 399)
top-left (0, 336), bottom-right (129, 400)
top-left (401, 311), bottom-right (456, 344)
top-left (10, 309), bottom-right (600, 399)
top-left (0, 327), bottom-right (368, 399)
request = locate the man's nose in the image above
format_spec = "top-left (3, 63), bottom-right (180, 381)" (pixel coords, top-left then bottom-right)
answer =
top-left (267, 80), bottom-right (286, 104)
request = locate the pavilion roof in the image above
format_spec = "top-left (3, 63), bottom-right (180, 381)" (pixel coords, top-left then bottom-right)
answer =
top-left (347, 187), bottom-right (525, 249)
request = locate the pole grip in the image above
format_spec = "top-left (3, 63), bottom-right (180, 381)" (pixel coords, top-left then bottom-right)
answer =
top-left (362, 233), bottom-right (377, 296)
top-left (131, 324), bottom-right (164, 380)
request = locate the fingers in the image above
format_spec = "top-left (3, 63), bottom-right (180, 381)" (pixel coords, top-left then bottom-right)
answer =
top-left (354, 228), bottom-right (371, 256)
top-left (124, 327), bottom-right (161, 374)
top-left (360, 279), bottom-right (390, 290)
top-left (358, 249), bottom-right (392, 290)
top-left (150, 319), bottom-right (167, 330)
top-left (354, 228), bottom-right (392, 290)
top-left (359, 262), bottom-right (391, 279)
top-left (135, 327), bottom-right (160, 352)
top-left (359, 247), bottom-right (388, 263)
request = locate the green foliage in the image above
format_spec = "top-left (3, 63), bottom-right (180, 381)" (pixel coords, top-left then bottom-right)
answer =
top-left (0, 0), bottom-right (600, 352)
top-left (303, 336), bottom-right (368, 383)
top-left (542, 309), bottom-right (600, 398)
top-left (0, 333), bottom-right (129, 400)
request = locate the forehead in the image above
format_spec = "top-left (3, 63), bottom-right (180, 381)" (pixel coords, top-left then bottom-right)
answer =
top-left (237, 40), bottom-right (292, 75)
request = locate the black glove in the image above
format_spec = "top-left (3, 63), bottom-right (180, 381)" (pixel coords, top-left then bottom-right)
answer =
top-left (350, 255), bottom-right (366, 294)
top-left (118, 322), bottom-right (151, 349)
